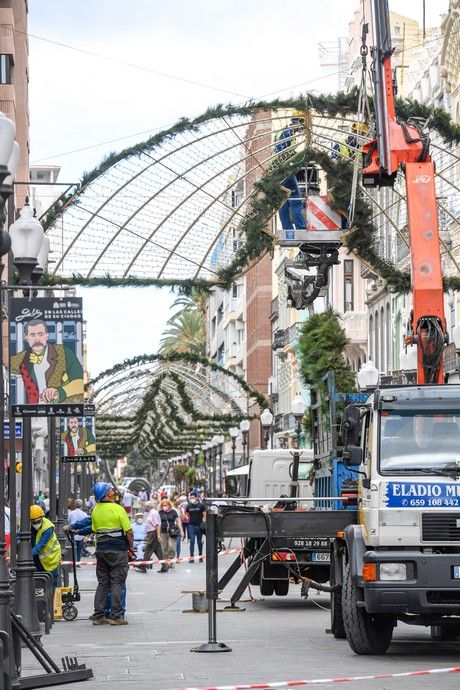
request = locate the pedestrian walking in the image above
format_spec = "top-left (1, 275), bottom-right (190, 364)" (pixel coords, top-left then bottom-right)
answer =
top-left (68, 498), bottom-right (87, 563)
top-left (158, 499), bottom-right (183, 570)
top-left (179, 495), bottom-right (190, 541)
top-left (91, 481), bottom-right (134, 625)
top-left (121, 490), bottom-right (134, 516)
top-left (138, 489), bottom-right (148, 513)
top-left (30, 505), bottom-right (61, 589)
top-left (140, 501), bottom-right (164, 573)
top-left (186, 494), bottom-right (206, 561)
top-left (132, 512), bottom-right (146, 561)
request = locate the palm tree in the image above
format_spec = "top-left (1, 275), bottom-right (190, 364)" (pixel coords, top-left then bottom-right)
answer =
top-left (159, 310), bottom-right (205, 355)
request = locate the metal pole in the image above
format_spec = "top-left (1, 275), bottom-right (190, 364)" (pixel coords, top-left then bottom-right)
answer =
top-left (56, 420), bottom-right (66, 550)
top-left (8, 417), bottom-right (16, 568)
top-left (14, 416), bottom-right (41, 638)
top-left (191, 506), bottom-right (231, 653)
top-left (218, 444), bottom-right (223, 493)
top-left (212, 447), bottom-right (217, 497)
top-left (0, 255), bottom-right (19, 687)
top-left (48, 418), bottom-right (57, 522)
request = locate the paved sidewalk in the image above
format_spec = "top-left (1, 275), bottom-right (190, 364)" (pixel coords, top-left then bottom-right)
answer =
top-left (20, 552), bottom-right (460, 690)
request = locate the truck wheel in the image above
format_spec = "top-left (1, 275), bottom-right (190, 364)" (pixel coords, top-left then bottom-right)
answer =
top-left (274, 579), bottom-right (289, 596)
top-left (260, 576), bottom-right (274, 596)
top-left (430, 625), bottom-right (460, 640)
top-left (342, 562), bottom-right (394, 655)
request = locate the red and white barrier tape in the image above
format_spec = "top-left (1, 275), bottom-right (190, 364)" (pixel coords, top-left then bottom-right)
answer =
top-left (60, 547), bottom-right (242, 567)
top-left (171, 666), bottom-right (460, 690)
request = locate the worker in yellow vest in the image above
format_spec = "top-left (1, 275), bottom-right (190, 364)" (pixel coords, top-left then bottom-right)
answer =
top-left (30, 505), bottom-right (61, 589)
top-left (91, 482), bottom-right (134, 626)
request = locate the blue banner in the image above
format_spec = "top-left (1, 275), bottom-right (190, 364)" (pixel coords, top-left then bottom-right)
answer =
top-left (384, 481), bottom-right (460, 508)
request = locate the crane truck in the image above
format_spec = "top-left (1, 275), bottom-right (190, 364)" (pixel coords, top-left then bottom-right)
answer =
top-left (328, 0), bottom-right (460, 654)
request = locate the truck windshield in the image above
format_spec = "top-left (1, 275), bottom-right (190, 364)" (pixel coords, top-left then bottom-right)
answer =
top-left (380, 410), bottom-right (460, 474)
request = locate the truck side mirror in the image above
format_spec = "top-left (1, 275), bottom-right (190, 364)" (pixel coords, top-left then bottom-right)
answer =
top-left (341, 406), bottom-right (362, 447)
top-left (342, 445), bottom-right (363, 467)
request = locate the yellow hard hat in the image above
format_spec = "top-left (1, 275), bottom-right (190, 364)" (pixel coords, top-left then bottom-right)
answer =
top-left (30, 505), bottom-right (44, 521)
top-left (291, 109), bottom-right (305, 120)
top-left (351, 121), bottom-right (368, 134)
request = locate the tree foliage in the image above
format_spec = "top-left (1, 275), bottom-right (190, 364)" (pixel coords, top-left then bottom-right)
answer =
top-left (298, 309), bottom-right (356, 393)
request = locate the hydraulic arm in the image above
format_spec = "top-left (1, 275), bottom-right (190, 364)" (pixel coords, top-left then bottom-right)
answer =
top-left (362, 0), bottom-right (446, 384)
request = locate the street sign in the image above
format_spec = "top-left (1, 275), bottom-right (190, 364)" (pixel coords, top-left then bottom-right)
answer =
top-left (12, 403), bottom-right (96, 418)
top-left (3, 421), bottom-right (23, 439)
top-left (61, 456), bottom-right (95, 463)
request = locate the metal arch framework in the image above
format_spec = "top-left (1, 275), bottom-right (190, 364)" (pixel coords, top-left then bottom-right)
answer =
top-left (90, 354), bottom-right (267, 460)
top-left (44, 99), bottom-right (460, 287)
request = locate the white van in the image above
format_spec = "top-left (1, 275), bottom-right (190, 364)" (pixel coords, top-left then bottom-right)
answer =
top-left (225, 449), bottom-right (314, 501)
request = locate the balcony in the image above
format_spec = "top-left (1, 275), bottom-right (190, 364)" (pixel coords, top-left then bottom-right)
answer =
top-left (272, 328), bottom-right (287, 351)
top-left (341, 312), bottom-right (368, 344)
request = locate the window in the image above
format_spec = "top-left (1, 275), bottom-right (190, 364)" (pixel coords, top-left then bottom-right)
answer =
top-left (232, 283), bottom-right (238, 299)
top-left (0, 54), bottom-right (12, 85)
top-left (343, 259), bottom-right (354, 312)
top-left (217, 303), bottom-right (224, 324)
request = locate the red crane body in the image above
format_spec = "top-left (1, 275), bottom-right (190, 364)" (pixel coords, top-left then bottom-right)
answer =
top-left (362, 1), bottom-right (446, 383)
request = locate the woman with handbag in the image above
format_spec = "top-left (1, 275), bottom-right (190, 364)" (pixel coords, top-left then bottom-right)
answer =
top-left (158, 499), bottom-right (183, 571)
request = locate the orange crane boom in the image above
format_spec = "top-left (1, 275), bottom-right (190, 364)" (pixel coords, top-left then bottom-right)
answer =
top-left (362, 0), bottom-right (446, 384)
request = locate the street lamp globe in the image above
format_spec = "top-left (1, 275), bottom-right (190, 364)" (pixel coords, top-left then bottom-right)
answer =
top-left (216, 434), bottom-right (224, 446)
top-left (260, 408), bottom-right (274, 428)
top-left (239, 419), bottom-right (250, 433)
top-left (229, 426), bottom-right (239, 439)
top-left (357, 360), bottom-right (379, 389)
top-left (291, 395), bottom-right (306, 419)
top-left (211, 435), bottom-right (219, 447)
top-left (0, 113), bottom-right (16, 173)
top-left (9, 204), bottom-right (45, 284)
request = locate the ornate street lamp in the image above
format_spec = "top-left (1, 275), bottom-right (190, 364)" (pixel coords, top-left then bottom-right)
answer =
top-left (211, 436), bottom-right (220, 496)
top-left (229, 426), bottom-right (239, 470)
top-left (357, 360), bottom-right (379, 390)
top-left (260, 408), bottom-right (273, 449)
top-left (215, 435), bottom-right (224, 493)
top-left (239, 419), bottom-right (250, 464)
top-left (10, 202), bottom-right (48, 638)
top-left (290, 395), bottom-right (307, 499)
top-left (193, 446), bottom-right (201, 467)
top-left (0, 111), bottom-right (19, 682)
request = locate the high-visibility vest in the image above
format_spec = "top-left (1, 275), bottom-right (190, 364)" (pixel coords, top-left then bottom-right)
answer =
top-left (274, 128), bottom-right (296, 153)
top-left (35, 517), bottom-right (61, 572)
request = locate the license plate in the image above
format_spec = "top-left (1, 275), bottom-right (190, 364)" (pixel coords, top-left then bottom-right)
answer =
top-left (311, 552), bottom-right (330, 562)
top-left (283, 537), bottom-right (330, 549)
top-left (453, 566), bottom-right (460, 579)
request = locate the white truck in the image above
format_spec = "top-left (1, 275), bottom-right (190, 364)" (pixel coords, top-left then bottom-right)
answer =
top-left (224, 449), bottom-right (339, 597)
top-left (331, 385), bottom-right (460, 653)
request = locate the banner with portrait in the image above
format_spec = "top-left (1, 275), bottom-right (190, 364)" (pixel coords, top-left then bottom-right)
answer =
top-left (10, 297), bottom-right (84, 416)
top-left (60, 415), bottom-right (96, 462)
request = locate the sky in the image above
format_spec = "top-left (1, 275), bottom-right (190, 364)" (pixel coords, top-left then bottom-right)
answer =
top-left (26, 0), bottom-right (449, 376)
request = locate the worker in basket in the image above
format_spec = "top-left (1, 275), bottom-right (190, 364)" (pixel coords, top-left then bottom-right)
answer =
top-left (30, 505), bottom-right (61, 589)
top-left (274, 110), bottom-right (307, 232)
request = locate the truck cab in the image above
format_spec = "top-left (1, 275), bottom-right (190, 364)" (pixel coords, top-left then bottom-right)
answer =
top-left (333, 385), bottom-right (460, 653)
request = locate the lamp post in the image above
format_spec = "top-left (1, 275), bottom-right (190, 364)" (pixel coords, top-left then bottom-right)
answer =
top-left (291, 395), bottom-right (307, 499)
top-left (10, 201), bottom-right (46, 638)
top-left (357, 360), bottom-right (379, 390)
top-left (215, 435), bottom-right (224, 493)
top-left (0, 112), bottom-right (20, 686)
top-left (260, 408), bottom-right (273, 449)
top-left (229, 427), bottom-right (239, 470)
top-left (211, 436), bottom-right (220, 497)
top-left (193, 446), bottom-right (200, 467)
top-left (239, 419), bottom-right (250, 465)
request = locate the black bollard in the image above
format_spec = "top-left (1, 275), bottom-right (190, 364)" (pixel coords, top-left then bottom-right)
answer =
top-left (191, 506), bottom-right (231, 653)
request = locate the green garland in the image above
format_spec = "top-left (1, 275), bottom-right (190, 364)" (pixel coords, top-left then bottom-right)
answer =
top-left (41, 91), bottom-right (460, 293)
top-left (91, 352), bottom-right (267, 459)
